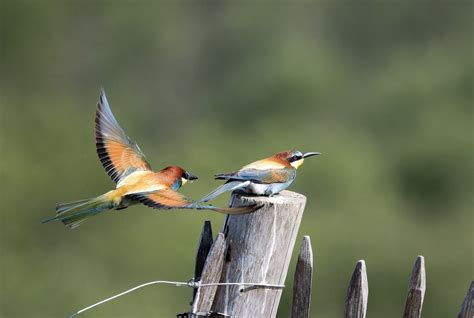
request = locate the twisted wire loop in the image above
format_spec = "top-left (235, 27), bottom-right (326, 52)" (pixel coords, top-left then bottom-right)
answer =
top-left (187, 278), bottom-right (200, 288)
top-left (68, 278), bottom-right (284, 318)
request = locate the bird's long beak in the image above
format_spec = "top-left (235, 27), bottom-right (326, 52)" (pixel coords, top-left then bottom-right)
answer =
top-left (186, 172), bottom-right (199, 181)
top-left (303, 152), bottom-right (321, 158)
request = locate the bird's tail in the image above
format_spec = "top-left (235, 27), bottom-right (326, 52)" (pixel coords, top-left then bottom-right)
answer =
top-left (200, 181), bottom-right (248, 203)
top-left (42, 192), bottom-right (114, 229)
top-left (201, 203), bottom-right (263, 215)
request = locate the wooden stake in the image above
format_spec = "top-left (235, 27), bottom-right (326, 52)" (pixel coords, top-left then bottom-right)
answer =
top-left (191, 233), bottom-right (226, 316)
top-left (344, 260), bottom-right (368, 318)
top-left (291, 235), bottom-right (313, 318)
top-left (403, 256), bottom-right (426, 318)
top-left (211, 190), bottom-right (307, 317)
top-left (458, 281), bottom-right (474, 318)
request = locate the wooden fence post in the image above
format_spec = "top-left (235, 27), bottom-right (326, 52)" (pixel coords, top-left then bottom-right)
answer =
top-left (344, 260), bottom-right (368, 318)
top-left (458, 281), bottom-right (473, 318)
top-left (403, 256), bottom-right (426, 318)
top-left (291, 235), bottom-right (314, 318)
top-left (210, 190), bottom-right (306, 317)
top-left (191, 233), bottom-right (226, 316)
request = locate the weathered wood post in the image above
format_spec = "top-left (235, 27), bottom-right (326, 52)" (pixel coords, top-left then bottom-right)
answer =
top-left (344, 260), bottom-right (369, 318)
top-left (403, 256), bottom-right (426, 318)
top-left (210, 190), bottom-right (307, 317)
top-left (291, 236), bottom-right (314, 318)
top-left (458, 281), bottom-right (474, 318)
top-left (191, 233), bottom-right (226, 316)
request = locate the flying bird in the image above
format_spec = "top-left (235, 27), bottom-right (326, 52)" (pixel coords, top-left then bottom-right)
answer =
top-left (200, 150), bottom-right (320, 202)
top-left (42, 90), bottom-right (259, 229)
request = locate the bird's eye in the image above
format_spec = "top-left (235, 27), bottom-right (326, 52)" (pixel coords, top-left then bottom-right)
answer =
top-left (293, 154), bottom-right (303, 161)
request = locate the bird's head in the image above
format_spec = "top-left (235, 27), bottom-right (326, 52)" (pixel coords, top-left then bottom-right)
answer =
top-left (161, 166), bottom-right (198, 190)
top-left (274, 150), bottom-right (321, 169)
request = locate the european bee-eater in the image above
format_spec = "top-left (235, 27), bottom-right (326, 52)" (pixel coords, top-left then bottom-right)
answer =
top-left (200, 150), bottom-right (320, 202)
top-left (42, 90), bottom-right (259, 229)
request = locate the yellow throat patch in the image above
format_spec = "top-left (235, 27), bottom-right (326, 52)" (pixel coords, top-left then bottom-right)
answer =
top-left (290, 158), bottom-right (304, 169)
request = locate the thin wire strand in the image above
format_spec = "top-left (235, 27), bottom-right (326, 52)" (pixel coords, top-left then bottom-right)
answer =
top-left (69, 279), bottom-right (284, 317)
top-left (69, 281), bottom-right (188, 318)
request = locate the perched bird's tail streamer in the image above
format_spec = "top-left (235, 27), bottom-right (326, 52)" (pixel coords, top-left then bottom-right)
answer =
top-left (42, 193), bottom-right (113, 229)
top-left (205, 203), bottom-right (263, 215)
top-left (199, 181), bottom-right (248, 203)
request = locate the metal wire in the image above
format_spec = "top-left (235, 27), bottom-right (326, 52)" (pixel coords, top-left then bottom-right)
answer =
top-left (69, 278), bottom-right (285, 317)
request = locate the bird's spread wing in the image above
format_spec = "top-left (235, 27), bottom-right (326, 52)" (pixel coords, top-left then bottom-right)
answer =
top-left (96, 90), bottom-right (152, 183)
top-left (215, 168), bottom-right (294, 184)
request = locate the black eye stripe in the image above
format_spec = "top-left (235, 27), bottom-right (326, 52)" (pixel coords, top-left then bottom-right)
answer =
top-left (289, 155), bottom-right (302, 162)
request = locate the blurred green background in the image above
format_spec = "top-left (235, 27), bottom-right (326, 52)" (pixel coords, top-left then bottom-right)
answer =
top-left (1, 1), bottom-right (473, 317)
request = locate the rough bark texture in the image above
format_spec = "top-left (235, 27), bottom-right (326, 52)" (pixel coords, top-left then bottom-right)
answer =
top-left (211, 190), bottom-right (307, 318)
top-left (344, 260), bottom-right (368, 318)
top-left (291, 235), bottom-right (313, 318)
top-left (403, 256), bottom-right (426, 318)
top-left (458, 281), bottom-right (474, 318)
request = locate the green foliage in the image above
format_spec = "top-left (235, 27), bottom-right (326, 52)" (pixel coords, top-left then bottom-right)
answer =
top-left (1, 1), bottom-right (472, 317)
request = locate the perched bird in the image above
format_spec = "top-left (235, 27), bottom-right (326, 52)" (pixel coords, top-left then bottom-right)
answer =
top-left (200, 150), bottom-right (320, 202)
top-left (42, 90), bottom-right (259, 229)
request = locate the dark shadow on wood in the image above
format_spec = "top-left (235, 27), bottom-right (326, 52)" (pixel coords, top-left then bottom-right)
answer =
top-left (192, 221), bottom-right (214, 303)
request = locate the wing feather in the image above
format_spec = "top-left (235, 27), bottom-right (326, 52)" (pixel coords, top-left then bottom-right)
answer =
top-left (129, 189), bottom-right (192, 209)
top-left (216, 168), bottom-right (294, 184)
top-left (241, 158), bottom-right (289, 170)
top-left (96, 90), bottom-right (152, 183)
